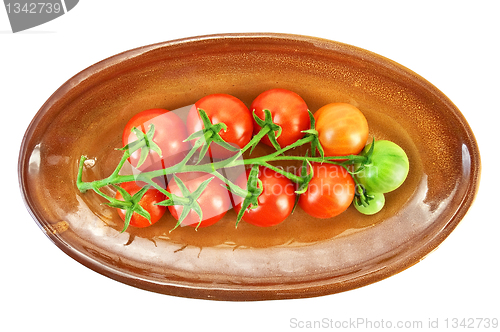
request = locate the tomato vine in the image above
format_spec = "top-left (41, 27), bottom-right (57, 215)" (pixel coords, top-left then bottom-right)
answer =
top-left (76, 91), bottom-right (409, 231)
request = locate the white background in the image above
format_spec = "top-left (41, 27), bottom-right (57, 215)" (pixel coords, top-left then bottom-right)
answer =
top-left (2, 1), bottom-right (499, 331)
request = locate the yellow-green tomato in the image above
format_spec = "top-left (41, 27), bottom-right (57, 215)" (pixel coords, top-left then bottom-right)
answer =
top-left (354, 192), bottom-right (385, 215)
top-left (356, 140), bottom-right (409, 193)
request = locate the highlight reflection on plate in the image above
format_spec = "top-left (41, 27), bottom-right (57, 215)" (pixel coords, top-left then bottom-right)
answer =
top-left (18, 33), bottom-right (480, 301)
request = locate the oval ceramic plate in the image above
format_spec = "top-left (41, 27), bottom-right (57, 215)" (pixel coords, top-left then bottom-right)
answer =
top-left (19, 33), bottom-right (480, 301)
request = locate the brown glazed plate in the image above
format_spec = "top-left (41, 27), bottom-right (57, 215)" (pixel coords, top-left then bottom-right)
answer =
top-left (18, 33), bottom-right (480, 301)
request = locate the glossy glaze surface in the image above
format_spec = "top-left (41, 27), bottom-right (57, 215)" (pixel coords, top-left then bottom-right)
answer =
top-left (19, 33), bottom-right (480, 300)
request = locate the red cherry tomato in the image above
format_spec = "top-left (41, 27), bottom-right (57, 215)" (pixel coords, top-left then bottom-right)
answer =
top-left (115, 181), bottom-right (167, 228)
top-left (314, 103), bottom-right (369, 156)
top-left (250, 88), bottom-right (310, 148)
top-left (298, 163), bottom-right (355, 219)
top-left (122, 108), bottom-right (190, 172)
top-left (186, 94), bottom-right (253, 159)
top-left (234, 167), bottom-right (296, 227)
top-left (167, 172), bottom-right (231, 228)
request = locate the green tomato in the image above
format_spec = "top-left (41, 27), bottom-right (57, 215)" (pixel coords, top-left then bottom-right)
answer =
top-left (354, 192), bottom-right (385, 215)
top-left (356, 140), bottom-right (409, 193)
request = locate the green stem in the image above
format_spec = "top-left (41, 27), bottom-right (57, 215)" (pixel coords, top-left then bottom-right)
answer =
top-left (78, 147), bottom-right (367, 193)
top-left (240, 126), bottom-right (271, 154)
top-left (260, 162), bottom-right (303, 183)
top-left (93, 186), bottom-right (121, 205)
top-left (110, 150), bottom-right (131, 178)
top-left (77, 119), bottom-right (369, 207)
top-left (178, 137), bottom-right (204, 167)
top-left (76, 155), bottom-right (86, 188)
top-left (211, 170), bottom-right (248, 198)
top-left (144, 177), bottom-right (191, 206)
top-left (208, 134), bottom-right (316, 171)
top-left (254, 154), bottom-right (367, 164)
top-left (77, 169), bottom-right (137, 193)
top-left (269, 135), bottom-right (315, 157)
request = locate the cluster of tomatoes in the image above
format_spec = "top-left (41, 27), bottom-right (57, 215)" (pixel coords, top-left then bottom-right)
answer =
top-left (113, 88), bottom-right (409, 230)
